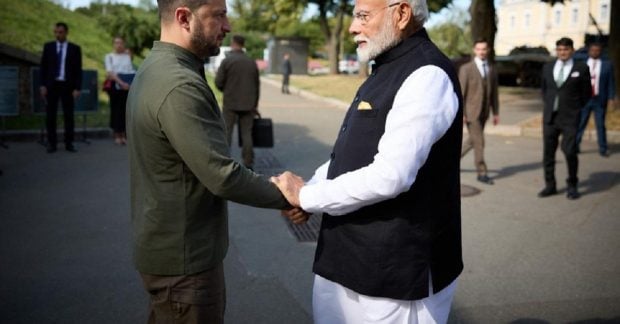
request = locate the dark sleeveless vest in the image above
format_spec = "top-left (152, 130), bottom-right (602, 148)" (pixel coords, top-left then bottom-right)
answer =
top-left (312, 29), bottom-right (464, 300)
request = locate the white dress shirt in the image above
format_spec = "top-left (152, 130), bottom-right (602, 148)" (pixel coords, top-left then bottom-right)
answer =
top-left (300, 65), bottom-right (459, 215)
top-left (474, 56), bottom-right (488, 78)
top-left (104, 52), bottom-right (135, 75)
top-left (587, 57), bottom-right (601, 96)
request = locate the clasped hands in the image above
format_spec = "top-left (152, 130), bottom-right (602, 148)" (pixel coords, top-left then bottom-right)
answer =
top-left (270, 171), bottom-right (311, 224)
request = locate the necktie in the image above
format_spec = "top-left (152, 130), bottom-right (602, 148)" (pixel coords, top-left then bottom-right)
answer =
top-left (482, 62), bottom-right (487, 79)
top-left (553, 62), bottom-right (565, 112)
top-left (56, 43), bottom-right (63, 78)
top-left (555, 62), bottom-right (565, 87)
top-left (591, 60), bottom-right (597, 96)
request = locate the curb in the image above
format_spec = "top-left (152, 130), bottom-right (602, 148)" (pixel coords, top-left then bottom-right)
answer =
top-left (261, 76), bottom-right (620, 144)
top-left (1, 128), bottom-right (111, 142)
top-left (261, 76), bottom-right (349, 110)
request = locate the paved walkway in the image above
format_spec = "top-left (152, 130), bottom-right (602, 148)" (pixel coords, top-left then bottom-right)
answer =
top-left (0, 79), bottom-right (619, 323)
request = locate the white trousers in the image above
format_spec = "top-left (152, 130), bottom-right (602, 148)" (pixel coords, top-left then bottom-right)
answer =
top-left (312, 274), bottom-right (457, 324)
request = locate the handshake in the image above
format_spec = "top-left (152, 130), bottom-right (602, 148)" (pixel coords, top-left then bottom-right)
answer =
top-left (270, 171), bottom-right (311, 224)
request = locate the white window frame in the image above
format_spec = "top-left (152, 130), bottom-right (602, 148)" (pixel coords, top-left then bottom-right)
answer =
top-left (571, 7), bottom-right (578, 26)
top-left (600, 1), bottom-right (609, 22)
top-left (524, 11), bottom-right (531, 28)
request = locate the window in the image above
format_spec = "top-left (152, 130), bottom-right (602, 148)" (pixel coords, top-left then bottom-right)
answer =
top-left (600, 3), bottom-right (609, 21)
top-left (554, 9), bottom-right (561, 26)
top-left (571, 8), bottom-right (578, 25)
top-left (525, 12), bottom-right (531, 27)
top-left (510, 14), bottom-right (516, 29)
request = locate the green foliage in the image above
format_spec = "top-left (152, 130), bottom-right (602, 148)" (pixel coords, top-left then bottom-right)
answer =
top-left (76, 2), bottom-right (159, 58)
top-left (428, 23), bottom-right (471, 58)
top-left (1, 0), bottom-right (146, 129)
top-left (229, 0), bottom-right (305, 35)
top-left (428, 0), bottom-right (454, 13)
top-left (0, 0), bottom-right (113, 70)
top-left (427, 5), bottom-right (471, 58)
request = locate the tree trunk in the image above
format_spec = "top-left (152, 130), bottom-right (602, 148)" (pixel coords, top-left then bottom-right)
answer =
top-left (469, 0), bottom-right (497, 61)
top-left (327, 35), bottom-right (340, 74)
top-left (610, 1), bottom-right (619, 101)
top-left (316, 0), bottom-right (348, 74)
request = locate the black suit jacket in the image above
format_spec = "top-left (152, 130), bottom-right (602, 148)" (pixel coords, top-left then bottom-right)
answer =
top-left (541, 60), bottom-right (591, 126)
top-left (40, 41), bottom-right (82, 91)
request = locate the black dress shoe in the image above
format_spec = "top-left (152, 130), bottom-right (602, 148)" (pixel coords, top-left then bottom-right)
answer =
top-left (538, 186), bottom-right (557, 198)
top-left (600, 151), bottom-right (610, 157)
top-left (66, 145), bottom-right (77, 153)
top-left (566, 187), bottom-right (580, 200)
top-left (477, 175), bottom-right (494, 185)
top-left (47, 146), bottom-right (57, 153)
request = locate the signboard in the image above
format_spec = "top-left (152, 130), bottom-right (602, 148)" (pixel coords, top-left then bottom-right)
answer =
top-left (31, 67), bottom-right (98, 114)
top-left (0, 66), bottom-right (19, 116)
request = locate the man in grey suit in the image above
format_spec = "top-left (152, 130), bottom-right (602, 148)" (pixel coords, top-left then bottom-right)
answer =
top-left (215, 35), bottom-right (260, 169)
top-left (459, 39), bottom-right (499, 184)
top-left (577, 42), bottom-right (616, 157)
top-left (539, 37), bottom-right (591, 200)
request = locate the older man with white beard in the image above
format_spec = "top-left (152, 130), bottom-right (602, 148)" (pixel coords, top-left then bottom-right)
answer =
top-left (271, 0), bottom-right (464, 323)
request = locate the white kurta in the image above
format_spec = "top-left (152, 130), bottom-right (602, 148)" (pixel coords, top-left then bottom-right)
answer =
top-left (299, 65), bottom-right (460, 324)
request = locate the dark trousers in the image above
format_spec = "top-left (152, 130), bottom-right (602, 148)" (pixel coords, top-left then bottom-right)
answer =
top-left (543, 118), bottom-right (579, 188)
top-left (46, 81), bottom-right (75, 147)
top-left (223, 109), bottom-right (254, 167)
top-left (577, 97), bottom-right (607, 154)
top-left (109, 88), bottom-right (129, 133)
top-left (282, 74), bottom-right (290, 94)
top-left (140, 263), bottom-right (226, 324)
top-left (462, 118), bottom-right (488, 175)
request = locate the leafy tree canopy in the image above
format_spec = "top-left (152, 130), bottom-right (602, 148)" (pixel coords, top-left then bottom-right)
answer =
top-left (76, 1), bottom-right (159, 58)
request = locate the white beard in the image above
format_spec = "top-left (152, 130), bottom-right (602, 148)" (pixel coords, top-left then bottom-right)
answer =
top-left (355, 16), bottom-right (401, 62)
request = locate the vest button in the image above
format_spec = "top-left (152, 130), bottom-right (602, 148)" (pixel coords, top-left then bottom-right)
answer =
top-left (341, 125), bottom-right (347, 132)
top-left (330, 152), bottom-right (335, 159)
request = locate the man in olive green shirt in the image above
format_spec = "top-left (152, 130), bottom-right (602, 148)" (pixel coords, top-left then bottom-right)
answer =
top-left (126, 1), bottom-right (302, 323)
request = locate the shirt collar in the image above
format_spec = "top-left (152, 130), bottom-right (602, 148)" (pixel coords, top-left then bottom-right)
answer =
top-left (152, 41), bottom-right (204, 73)
top-left (556, 58), bottom-right (573, 66)
top-left (474, 57), bottom-right (486, 66)
top-left (374, 28), bottom-right (431, 67)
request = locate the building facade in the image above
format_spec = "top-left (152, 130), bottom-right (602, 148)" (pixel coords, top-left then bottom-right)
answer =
top-left (496, 0), bottom-right (611, 55)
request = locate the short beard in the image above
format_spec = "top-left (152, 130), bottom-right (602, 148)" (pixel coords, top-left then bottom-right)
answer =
top-left (355, 15), bottom-right (401, 62)
top-left (190, 19), bottom-right (220, 59)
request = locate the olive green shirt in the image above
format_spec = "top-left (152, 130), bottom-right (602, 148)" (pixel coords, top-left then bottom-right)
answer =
top-left (127, 42), bottom-right (287, 275)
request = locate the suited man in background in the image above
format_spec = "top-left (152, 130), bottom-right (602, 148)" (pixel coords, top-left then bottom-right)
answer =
top-left (215, 35), bottom-right (260, 170)
top-left (459, 39), bottom-right (499, 185)
top-left (577, 42), bottom-right (616, 157)
top-left (40, 22), bottom-right (82, 153)
top-left (539, 37), bottom-right (591, 200)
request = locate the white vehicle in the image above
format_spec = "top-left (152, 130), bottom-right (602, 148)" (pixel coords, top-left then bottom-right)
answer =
top-left (339, 58), bottom-right (359, 74)
top-left (205, 46), bottom-right (232, 74)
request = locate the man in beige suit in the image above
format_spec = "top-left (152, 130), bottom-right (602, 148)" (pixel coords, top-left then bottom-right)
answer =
top-left (459, 39), bottom-right (499, 184)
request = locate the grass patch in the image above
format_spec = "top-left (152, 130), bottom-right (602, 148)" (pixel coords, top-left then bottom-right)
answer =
top-left (267, 74), bottom-right (365, 104)
top-left (520, 103), bottom-right (620, 131)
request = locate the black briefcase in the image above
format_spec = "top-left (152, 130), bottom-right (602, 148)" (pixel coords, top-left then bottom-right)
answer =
top-left (238, 117), bottom-right (274, 148)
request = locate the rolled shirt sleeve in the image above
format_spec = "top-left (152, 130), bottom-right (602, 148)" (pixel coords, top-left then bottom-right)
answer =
top-left (158, 83), bottom-right (288, 209)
